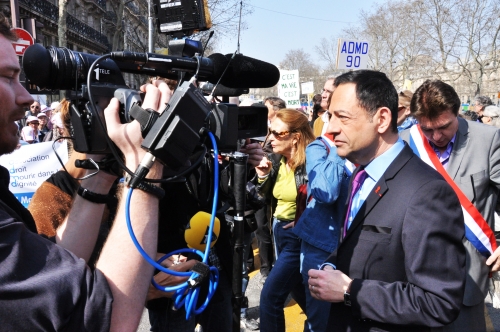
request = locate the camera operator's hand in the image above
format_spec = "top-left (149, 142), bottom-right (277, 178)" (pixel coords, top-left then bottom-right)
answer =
top-left (240, 139), bottom-right (265, 168)
top-left (147, 254), bottom-right (197, 301)
top-left (104, 80), bottom-right (173, 171)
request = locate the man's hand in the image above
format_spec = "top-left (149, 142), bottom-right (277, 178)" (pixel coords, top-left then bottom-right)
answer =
top-left (147, 257), bottom-right (197, 301)
top-left (308, 267), bottom-right (352, 302)
top-left (486, 246), bottom-right (500, 272)
top-left (240, 139), bottom-right (265, 167)
top-left (104, 80), bottom-right (173, 170)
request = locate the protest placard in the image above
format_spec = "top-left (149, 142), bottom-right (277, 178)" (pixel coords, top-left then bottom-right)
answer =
top-left (278, 69), bottom-right (301, 108)
top-left (0, 141), bottom-right (68, 207)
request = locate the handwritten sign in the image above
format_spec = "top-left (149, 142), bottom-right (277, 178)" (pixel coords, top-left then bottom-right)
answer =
top-left (278, 69), bottom-right (300, 108)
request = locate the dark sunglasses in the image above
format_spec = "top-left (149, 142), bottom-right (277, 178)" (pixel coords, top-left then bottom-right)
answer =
top-left (268, 128), bottom-right (296, 139)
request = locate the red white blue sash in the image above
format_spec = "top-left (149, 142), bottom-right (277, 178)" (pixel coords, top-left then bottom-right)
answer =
top-left (408, 125), bottom-right (497, 257)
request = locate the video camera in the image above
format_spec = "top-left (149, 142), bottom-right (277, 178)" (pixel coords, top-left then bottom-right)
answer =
top-left (22, 44), bottom-right (277, 169)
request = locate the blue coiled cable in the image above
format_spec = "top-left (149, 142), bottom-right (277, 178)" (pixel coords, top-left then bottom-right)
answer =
top-left (125, 131), bottom-right (220, 319)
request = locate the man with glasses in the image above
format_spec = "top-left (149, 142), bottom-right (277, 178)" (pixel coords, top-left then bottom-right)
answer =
top-left (313, 76), bottom-right (335, 137)
top-left (473, 95), bottom-right (493, 123)
top-left (27, 100), bottom-right (41, 116)
top-left (21, 115), bottom-right (40, 143)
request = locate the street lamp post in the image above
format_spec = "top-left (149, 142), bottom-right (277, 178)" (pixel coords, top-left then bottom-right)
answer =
top-left (148, 0), bottom-right (153, 53)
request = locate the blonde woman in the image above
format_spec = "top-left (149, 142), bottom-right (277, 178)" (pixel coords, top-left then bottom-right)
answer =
top-left (255, 109), bottom-right (315, 332)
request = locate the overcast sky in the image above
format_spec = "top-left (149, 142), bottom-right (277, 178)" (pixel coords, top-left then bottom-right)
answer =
top-left (215, 0), bottom-right (375, 68)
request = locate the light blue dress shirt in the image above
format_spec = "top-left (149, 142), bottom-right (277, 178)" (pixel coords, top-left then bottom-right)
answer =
top-left (319, 139), bottom-right (405, 271)
top-left (346, 139), bottom-right (405, 230)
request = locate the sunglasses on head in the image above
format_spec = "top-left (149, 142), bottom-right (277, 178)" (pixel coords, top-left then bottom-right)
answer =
top-left (268, 128), bottom-right (296, 139)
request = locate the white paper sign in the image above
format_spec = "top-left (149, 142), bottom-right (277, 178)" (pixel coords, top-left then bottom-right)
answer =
top-left (0, 141), bottom-right (68, 207)
top-left (301, 81), bottom-right (314, 94)
top-left (278, 69), bottom-right (301, 108)
top-left (336, 39), bottom-right (370, 70)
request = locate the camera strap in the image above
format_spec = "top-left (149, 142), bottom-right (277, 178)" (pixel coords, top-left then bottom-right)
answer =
top-left (129, 104), bottom-right (159, 138)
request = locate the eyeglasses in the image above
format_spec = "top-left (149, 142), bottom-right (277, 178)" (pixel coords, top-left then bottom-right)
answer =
top-left (268, 128), bottom-right (296, 139)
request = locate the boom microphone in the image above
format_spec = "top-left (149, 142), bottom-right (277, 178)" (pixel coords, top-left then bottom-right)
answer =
top-left (219, 53), bottom-right (280, 88)
top-left (184, 211), bottom-right (220, 251)
top-left (110, 51), bottom-right (229, 83)
top-left (111, 51), bottom-right (280, 89)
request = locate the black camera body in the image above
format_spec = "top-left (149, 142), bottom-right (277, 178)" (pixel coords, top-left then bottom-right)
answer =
top-left (22, 44), bottom-right (268, 168)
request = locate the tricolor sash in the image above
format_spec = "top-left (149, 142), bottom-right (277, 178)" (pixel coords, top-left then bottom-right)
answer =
top-left (408, 125), bottom-right (497, 258)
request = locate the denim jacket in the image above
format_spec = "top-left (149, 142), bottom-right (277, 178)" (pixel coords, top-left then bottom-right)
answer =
top-left (293, 138), bottom-right (350, 253)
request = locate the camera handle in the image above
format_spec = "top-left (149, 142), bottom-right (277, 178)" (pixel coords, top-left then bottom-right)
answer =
top-left (229, 151), bottom-right (248, 332)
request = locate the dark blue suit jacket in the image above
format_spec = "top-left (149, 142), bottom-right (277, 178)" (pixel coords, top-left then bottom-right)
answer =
top-left (326, 144), bottom-right (466, 332)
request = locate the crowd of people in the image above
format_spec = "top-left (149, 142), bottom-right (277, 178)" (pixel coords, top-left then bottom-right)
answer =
top-left (16, 99), bottom-right (66, 144)
top-left (3, 9), bottom-right (500, 332)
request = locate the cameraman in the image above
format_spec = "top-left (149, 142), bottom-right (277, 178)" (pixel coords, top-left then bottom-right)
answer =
top-left (0, 15), bottom-right (169, 331)
top-left (146, 84), bottom-right (265, 332)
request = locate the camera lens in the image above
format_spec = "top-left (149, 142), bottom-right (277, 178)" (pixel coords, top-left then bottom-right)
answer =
top-left (23, 44), bottom-right (126, 91)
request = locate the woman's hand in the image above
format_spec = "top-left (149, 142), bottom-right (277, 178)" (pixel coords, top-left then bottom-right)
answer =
top-left (255, 156), bottom-right (272, 177)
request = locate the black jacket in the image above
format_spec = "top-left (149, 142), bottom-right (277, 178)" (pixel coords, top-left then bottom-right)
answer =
top-left (255, 153), bottom-right (307, 221)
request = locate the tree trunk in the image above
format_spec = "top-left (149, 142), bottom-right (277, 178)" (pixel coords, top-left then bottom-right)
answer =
top-left (112, 0), bottom-right (129, 51)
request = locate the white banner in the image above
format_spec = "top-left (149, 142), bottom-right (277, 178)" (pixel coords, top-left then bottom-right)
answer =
top-left (0, 141), bottom-right (68, 207)
top-left (278, 69), bottom-right (301, 108)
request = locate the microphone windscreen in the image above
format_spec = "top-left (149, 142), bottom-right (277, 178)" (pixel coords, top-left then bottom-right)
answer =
top-left (184, 211), bottom-right (220, 251)
top-left (220, 54), bottom-right (280, 88)
top-left (207, 53), bottom-right (229, 83)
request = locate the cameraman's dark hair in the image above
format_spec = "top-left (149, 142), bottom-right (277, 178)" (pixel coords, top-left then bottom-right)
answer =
top-left (333, 70), bottom-right (398, 133)
top-left (0, 13), bottom-right (16, 41)
top-left (264, 96), bottom-right (286, 111)
top-left (411, 80), bottom-right (460, 120)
